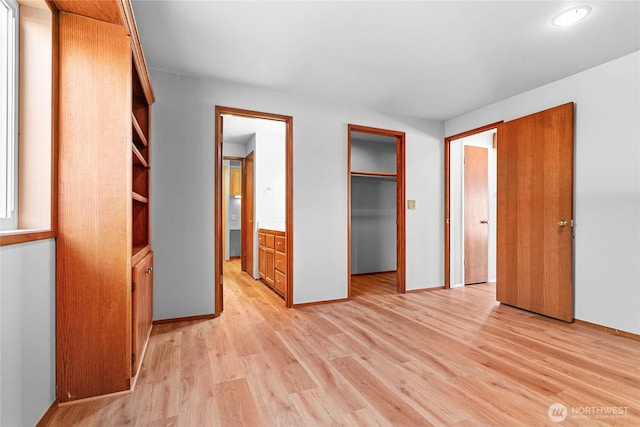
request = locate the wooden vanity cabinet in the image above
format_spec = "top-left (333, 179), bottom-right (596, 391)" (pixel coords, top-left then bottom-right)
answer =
top-left (258, 228), bottom-right (286, 297)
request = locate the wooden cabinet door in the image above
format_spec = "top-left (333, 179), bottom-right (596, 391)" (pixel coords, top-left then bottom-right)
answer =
top-left (265, 249), bottom-right (275, 285)
top-left (258, 244), bottom-right (266, 279)
top-left (132, 251), bottom-right (153, 376)
top-left (229, 168), bottom-right (241, 195)
top-left (497, 103), bottom-right (574, 322)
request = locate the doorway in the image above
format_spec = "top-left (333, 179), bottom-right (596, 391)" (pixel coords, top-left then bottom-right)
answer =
top-left (444, 103), bottom-right (574, 322)
top-left (348, 124), bottom-right (406, 297)
top-left (447, 129), bottom-right (497, 287)
top-left (215, 106), bottom-right (293, 315)
top-left (445, 123), bottom-right (501, 289)
top-left (222, 158), bottom-right (244, 264)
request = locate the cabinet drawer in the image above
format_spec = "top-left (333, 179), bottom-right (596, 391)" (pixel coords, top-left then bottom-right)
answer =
top-left (275, 250), bottom-right (286, 273)
top-left (265, 233), bottom-right (275, 249)
top-left (275, 236), bottom-right (286, 253)
top-left (258, 233), bottom-right (266, 247)
top-left (274, 270), bottom-right (286, 295)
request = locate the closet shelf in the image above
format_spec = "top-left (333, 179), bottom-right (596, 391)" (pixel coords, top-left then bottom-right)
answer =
top-left (132, 244), bottom-right (151, 265)
top-left (132, 192), bottom-right (148, 203)
top-left (132, 142), bottom-right (149, 168)
top-left (351, 170), bottom-right (396, 178)
top-left (132, 112), bottom-right (148, 147)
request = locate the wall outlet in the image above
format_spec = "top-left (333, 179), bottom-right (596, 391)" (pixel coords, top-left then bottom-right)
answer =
top-left (408, 200), bottom-right (416, 210)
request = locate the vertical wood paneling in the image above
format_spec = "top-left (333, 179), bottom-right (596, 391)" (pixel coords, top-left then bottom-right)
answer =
top-left (57, 12), bottom-right (132, 401)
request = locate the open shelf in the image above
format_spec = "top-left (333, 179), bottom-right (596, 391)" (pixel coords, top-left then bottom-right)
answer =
top-left (132, 112), bottom-right (148, 147)
top-left (351, 170), bottom-right (397, 178)
top-left (132, 191), bottom-right (148, 204)
top-left (132, 244), bottom-right (151, 265)
top-left (132, 142), bottom-right (148, 168)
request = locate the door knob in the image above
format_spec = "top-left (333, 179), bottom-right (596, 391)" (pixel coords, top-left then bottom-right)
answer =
top-left (558, 220), bottom-right (568, 227)
top-left (480, 220), bottom-right (488, 224)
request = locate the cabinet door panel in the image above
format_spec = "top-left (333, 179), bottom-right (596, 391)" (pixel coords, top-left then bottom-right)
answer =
top-left (132, 251), bottom-right (153, 376)
top-left (265, 249), bottom-right (275, 285)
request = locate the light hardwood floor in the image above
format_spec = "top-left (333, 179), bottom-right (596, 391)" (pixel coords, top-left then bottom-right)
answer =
top-left (46, 261), bottom-right (639, 426)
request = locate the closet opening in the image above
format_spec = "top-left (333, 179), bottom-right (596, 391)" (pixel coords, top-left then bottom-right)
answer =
top-left (348, 124), bottom-right (406, 298)
top-left (215, 107), bottom-right (293, 314)
top-left (444, 123), bottom-right (500, 289)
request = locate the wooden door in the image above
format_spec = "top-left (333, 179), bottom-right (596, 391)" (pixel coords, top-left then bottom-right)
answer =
top-left (464, 146), bottom-right (489, 284)
top-left (242, 151), bottom-right (255, 275)
top-left (496, 103), bottom-right (574, 322)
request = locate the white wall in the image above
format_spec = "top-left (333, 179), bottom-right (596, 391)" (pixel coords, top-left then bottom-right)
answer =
top-left (150, 70), bottom-right (444, 315)
top-left (351, 138), bottom-right (396, 173)
top-left (450, 130), bottom-right (497, 286)
top-left (254, 126), bottom-right (286, 230)
top-left (446, 51), bottom-right (640, 335)
top-left (351, 176), bottom-right (397, 274)
top-left (0, 239), bottom-right (55, 426)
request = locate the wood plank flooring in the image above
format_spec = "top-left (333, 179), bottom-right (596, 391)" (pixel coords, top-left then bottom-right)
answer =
top-left (46, 260), bottom-right (640, 426)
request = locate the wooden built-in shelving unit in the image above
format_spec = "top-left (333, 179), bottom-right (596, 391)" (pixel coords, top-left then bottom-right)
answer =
top-left (55, 0), bottom-right (155, 403)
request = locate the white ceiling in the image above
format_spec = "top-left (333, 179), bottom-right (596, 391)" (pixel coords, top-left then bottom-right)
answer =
top-left (132, 1), bottom-right (640, 121)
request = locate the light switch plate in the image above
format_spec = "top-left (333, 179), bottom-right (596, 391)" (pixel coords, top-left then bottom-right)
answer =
top-left (408, 200), bottom-right (416, 210)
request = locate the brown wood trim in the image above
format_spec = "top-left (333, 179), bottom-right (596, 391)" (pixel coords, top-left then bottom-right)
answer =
top-left (292, 297), bottom-right (350, 308)
top-left (406, 286), bottom-right (445, 293)
top-left (152, 314), bottom-right (218, 325)
top-left (444, 138), bottom-right (450, 289)
top-left (215, 106), bottom-right (294, 312)
top-left (396, 129), bottom-right (406, 294)
top-left (347, 127), bottom-right (352, 299)
top-left (116, 0), bottom-right (154, 103)
top-left (215, 108), bottom-right (223, 315)
top-left (574, 319), bottom-right (640, 342)
top-left (50, 2), bottom-right (59, 241)
top-left (443, 121), bottom-right (503, 289)
top-left (0, 230), bottom-right (55, 246)
top-left (445, 122), bottom-right (503, 142)
top-left (57, 389), bottom-right (131, 407)
top-left (35, 400), bottom-right (58, 427)
top-left (348, 124), bottom-right (406, 296)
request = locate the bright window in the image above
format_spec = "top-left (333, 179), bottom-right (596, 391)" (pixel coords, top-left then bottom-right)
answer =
top-left (0, 0), bottom-right (54, 245)
top-left (0, 0), bottom-right (18, 231)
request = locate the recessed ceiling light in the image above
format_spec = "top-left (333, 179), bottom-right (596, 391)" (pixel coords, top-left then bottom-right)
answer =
top-left (552, 6), bottom-right (592, 27)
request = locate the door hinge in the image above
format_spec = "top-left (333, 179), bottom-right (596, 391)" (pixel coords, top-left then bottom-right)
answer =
top-left (131, 353), bottom-right (136, 364)
top-left (571, 219), bottom-right (574, 227)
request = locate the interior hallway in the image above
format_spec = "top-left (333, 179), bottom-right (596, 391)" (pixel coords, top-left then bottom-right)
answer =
top-left (46, 260), bottom-right (640, 426)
